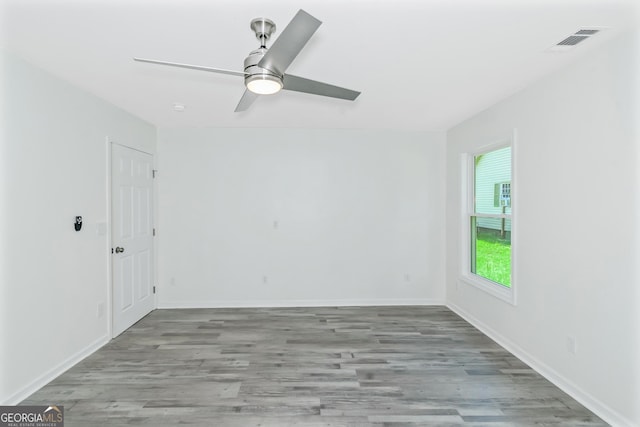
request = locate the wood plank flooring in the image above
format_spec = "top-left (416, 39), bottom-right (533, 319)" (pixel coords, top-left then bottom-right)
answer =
top-left (22, 306), bottom-right (607, 426)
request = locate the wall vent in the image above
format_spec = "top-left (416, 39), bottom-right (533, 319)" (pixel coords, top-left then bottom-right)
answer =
top-left (548, 28), bottom-right (604, 52)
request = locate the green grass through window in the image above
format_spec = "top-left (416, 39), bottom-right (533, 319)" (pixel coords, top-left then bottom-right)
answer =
top-left (475, 229), bottom-right (511, 287)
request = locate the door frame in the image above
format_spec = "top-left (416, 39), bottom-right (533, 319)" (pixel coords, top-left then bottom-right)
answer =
top-left (106, 137), bottom-right (157, 339)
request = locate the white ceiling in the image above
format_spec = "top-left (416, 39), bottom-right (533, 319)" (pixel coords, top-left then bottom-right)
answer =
top-left (1, 0), bottom-right (638, 131)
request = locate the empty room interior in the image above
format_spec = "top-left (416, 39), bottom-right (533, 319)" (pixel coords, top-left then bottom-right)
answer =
top-left (1, 0), bottom-right (639, 426)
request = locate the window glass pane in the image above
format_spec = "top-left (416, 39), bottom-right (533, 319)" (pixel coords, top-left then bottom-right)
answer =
top-left (471, 217), bottom-right (511, 287)
top-left (474, 146), bottom-right (511, 214)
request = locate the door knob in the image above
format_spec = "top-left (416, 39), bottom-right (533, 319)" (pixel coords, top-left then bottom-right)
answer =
top-left (115, 247), bottom-right (125, 253)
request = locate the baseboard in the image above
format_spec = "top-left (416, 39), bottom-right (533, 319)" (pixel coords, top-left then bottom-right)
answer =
top-left (447, 302), bottom-right (637, 427)
top-left (2, 334), bottom-right (110, 405)
top-left (158, 298), bottom-right (445, 309)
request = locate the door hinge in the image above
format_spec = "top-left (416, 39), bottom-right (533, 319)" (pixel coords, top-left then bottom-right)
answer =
top-left (153, 228), bottom-right (156, 236)
top-left (153, 286), bottom-right (156, 294)
top-left (152, 169), bottom-right (158, 178)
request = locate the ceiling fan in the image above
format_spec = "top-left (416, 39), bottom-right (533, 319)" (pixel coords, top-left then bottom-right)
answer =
top-left (134, 9), bottom-right (361, 112)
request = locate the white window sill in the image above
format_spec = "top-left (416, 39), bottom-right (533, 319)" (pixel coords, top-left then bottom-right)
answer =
top-left (459, 274), bottom-right (516, 305)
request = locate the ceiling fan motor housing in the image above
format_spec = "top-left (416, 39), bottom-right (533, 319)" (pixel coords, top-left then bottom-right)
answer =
top-left (243, 48), bottom-right (283, 94)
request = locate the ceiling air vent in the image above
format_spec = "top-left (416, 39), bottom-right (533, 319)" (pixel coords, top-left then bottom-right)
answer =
top-left (548, 28), bottom-right (603, 52)
top-left (557, 35), bottom-right (588, 46)
top-left (575, 29), bottom-right (600, 35)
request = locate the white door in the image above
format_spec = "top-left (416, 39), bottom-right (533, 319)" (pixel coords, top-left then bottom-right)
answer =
top-left (111, 143), bottom-right (155, 337)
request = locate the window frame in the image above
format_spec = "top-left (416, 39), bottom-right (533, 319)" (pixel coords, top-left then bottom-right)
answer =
top-left (460, 133), bottom-right (516, 305)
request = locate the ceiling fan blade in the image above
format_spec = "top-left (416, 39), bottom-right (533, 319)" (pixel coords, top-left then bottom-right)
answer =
top-left (234, 89), bottom-right (259, 112)
top-left (258, 10), bottom-right (321, 75)
top-left (134, 57), bottom-right (247, 77)
top-left (283, 74), bottom-right (360, 101)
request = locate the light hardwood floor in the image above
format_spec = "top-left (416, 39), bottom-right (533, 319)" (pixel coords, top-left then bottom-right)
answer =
top-left (22, 306), bottom-right (607, 426)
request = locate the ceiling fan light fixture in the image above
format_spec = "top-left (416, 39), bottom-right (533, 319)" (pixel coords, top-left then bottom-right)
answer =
top-left (135, 10), bottom-right (360, 112)
top-left (246, 74), bottom-right (283, 95)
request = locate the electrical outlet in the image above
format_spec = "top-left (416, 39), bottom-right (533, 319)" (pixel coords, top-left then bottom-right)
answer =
top-left (566, 336), bottom-right (577, 355)
top-left (97, 302), bottom-right (105, 318)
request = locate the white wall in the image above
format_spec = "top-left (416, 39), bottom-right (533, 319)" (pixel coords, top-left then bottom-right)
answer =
top-left (157, 128), bottom-right (445, 307)
top-left (0, 51), bottom-right (156, 404)
top-left (446, 31), bottom-right (639, 426)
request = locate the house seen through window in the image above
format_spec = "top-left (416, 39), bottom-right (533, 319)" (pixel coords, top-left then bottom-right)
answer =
top-left (471, 146), bottom-right (512, 288)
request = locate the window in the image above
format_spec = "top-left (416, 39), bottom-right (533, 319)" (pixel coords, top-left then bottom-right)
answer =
top-left (495, 182), bottom-right (511, 208)
top-left (462, 142), bottom-right (514, 303)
